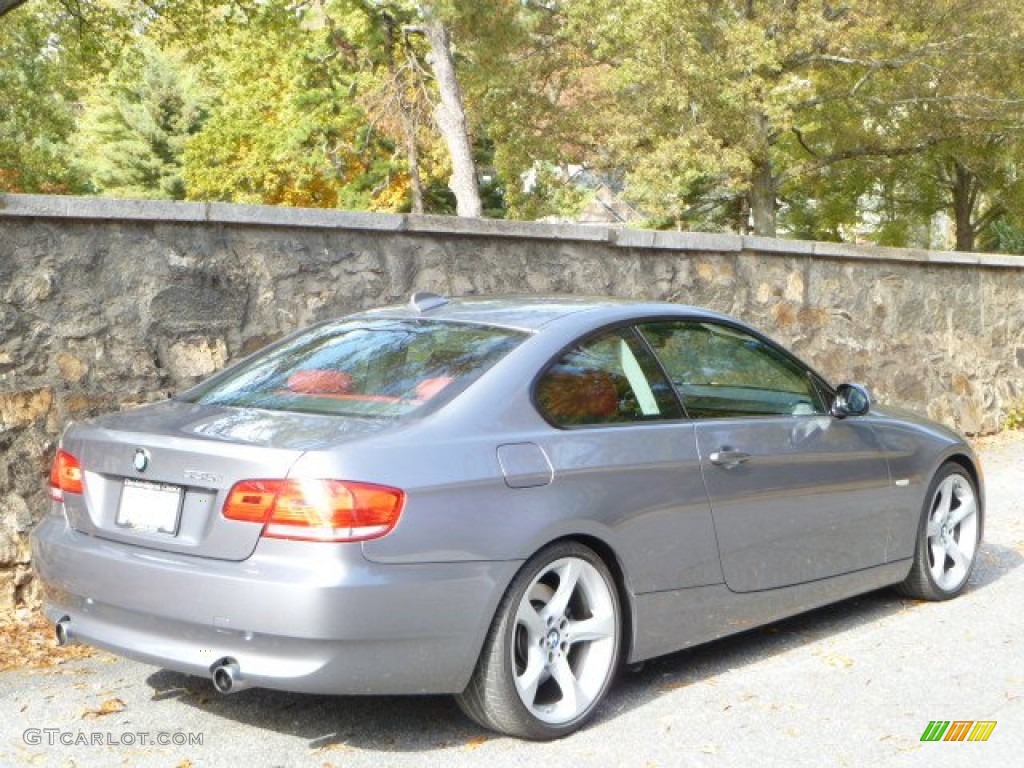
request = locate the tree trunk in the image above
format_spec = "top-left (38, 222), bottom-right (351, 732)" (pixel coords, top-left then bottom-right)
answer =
top-left (388, 11), bottom-right (424, 215)
top-left (419, 11), bottom-right (482, 218)
top-left (749, 156), bottom-right (777, 237)
top-left (0, 1), bottom-right (29, 19)
top-left (950, 160), bottom-right (977, 252)
top-left (405, 123), bottom-right (424, 214)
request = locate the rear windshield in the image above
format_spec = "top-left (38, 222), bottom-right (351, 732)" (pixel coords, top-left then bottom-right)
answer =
top-left (181, 319), bottom-right (526, 418)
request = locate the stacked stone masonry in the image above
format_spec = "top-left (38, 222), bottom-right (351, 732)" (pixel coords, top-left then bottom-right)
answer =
top-left (2, 193), bottom-right (1023, 617)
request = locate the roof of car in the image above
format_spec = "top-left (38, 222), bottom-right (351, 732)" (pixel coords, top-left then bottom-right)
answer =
top-left (356, 295), bottom-right (720, 332)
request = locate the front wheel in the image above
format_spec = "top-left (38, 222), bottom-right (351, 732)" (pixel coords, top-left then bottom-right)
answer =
top-left (456, 541), bottom-right (621, 740)
top-left (896, 463), bottom-right (982, 600)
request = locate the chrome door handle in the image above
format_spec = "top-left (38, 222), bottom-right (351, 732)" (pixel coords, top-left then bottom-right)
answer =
top-left (709, 449), bottom-right (750, 468)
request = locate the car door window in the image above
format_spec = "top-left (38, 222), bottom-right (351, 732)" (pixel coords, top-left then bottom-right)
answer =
top-left (536, 327), bottom-right (682, 426)
top-left (638, 321), bottom-right (826, 418)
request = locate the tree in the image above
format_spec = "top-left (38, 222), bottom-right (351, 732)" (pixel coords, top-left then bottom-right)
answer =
top-left (328, 0), bottom-right (484, 217)
top-left (181, 0), bottom-right (487, 214)
top-left (0, 0), bottom-right (193, 194)
top-left (0, 1), bottom-right (93, 192)
top-left (558, 0), bottom-right (864, 234)
top-left (412, 2), bottom-right (482, 217)
top-left (448, 1), bottom-right (603, 220)
top-left (758, 0), bottom-right (1024, 250)
top-left (73, 43), bottom-right (209, 199)
top-left (181, 2), bottom-right (400, 208)
top-left (866, 141), bottom-right (1024, 252)
top-left (310, 0), bottom-right (441, 214)
top-left (346, 3), bottom-right (433, 213)
top-left (876, 1), bottom-right (1024, 252)
top-left (7, 0), bottom-right (1024, 246)
top-left (556, 0), bottom-right (1024, 243)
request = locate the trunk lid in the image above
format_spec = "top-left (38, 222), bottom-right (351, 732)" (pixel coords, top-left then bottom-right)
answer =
top-left (59, 399), bottom-right (388, 560)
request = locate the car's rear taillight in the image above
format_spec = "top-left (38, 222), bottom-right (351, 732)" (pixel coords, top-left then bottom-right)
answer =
top-left (49, 449), bottom-right (84, 501)
top-left (222, 479), bottom-right (405, 542)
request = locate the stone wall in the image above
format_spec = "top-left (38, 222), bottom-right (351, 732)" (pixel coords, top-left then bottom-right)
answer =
top-left (2, 193), bottom-right (1024, 617)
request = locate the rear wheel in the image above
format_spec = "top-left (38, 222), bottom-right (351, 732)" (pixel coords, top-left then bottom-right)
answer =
top-left (456, 541), bottom-right (620, 740)
top-left (896, 463), bottom-right (981, 600)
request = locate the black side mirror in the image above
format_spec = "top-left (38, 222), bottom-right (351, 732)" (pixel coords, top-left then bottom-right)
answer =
top-left (832, 383), bottom-right (871, 418)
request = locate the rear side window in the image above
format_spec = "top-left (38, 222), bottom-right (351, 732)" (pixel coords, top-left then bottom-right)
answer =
top-left (183, 319), bottom-right (526, 418)
top-left (535, 327), bottom-right (682, 427)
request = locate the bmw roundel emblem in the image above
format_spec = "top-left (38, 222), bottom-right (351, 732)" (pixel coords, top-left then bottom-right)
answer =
top-left (133, 448), bottom-right (150, 473)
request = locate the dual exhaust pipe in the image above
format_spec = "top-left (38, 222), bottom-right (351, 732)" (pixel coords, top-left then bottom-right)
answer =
top-left (54, 617), bottom-right (249, 695)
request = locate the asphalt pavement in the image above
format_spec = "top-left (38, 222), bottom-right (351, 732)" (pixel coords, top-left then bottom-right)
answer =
top-left (3, 435), bottom-right (1023, 768)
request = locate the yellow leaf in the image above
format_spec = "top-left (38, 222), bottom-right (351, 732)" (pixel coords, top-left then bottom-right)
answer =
top-left (82, 698), bottom-right (126, 719)
top-left (816, 651), bottom-right (854, 668)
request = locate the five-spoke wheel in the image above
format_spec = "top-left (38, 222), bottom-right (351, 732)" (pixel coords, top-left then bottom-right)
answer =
top-left (456, 541), bottom-right (620, 740)
top-left (897, 463), bottom-right (982, 600)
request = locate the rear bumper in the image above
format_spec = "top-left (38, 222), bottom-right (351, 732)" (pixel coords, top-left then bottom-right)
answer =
top-left (30, 515), bottom-right (521, 695)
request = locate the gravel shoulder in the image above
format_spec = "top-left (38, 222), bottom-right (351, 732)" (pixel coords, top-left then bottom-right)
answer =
top-left (3, 435), bottom-right (1023, 768)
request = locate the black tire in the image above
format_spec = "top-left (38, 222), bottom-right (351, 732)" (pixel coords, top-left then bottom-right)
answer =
top-left (896, 462), bottom-right (982, 600)
top-left (455, 541), bottom-right (621, 740)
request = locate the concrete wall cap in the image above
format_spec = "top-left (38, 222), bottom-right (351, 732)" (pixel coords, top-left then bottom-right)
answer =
top-left (2, 193), bottom-right (1022, 269)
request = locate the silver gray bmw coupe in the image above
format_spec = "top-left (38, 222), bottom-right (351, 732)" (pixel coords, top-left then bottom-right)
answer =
top-left (31, 294), bottom-right (983, 739)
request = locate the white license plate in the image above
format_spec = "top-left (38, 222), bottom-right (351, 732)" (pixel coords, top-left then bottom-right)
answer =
top-left (116, 479), bottom-right (183, 535)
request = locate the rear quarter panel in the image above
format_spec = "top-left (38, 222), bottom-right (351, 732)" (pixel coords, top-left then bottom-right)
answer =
top-left (293, 420), bottom-right (723, 595)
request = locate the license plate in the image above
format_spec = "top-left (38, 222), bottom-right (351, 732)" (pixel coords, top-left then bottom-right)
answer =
top-left (116, 478), bottom-right (183, 535)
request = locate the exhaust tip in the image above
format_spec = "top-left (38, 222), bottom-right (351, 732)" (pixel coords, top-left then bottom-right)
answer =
top-left (211, 658), bottom-right (243, 694)
top-left (55, 617), bottom-right (71, 647)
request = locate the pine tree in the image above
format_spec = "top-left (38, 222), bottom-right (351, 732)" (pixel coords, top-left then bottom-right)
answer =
top-left (73, 43), bottom-right (208, 199)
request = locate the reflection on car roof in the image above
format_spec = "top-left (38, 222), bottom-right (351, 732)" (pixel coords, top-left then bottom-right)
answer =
top-left (356, 295), bottom-right (719, 332)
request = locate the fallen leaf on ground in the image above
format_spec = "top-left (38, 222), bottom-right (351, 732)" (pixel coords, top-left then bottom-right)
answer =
top-left (0, 611), bottom-right (96, 672)
top-left (659, 681), bottom-right (689, 691)
top-left (82, 698), bottom-right (126, 719)
top-left (896, 744), bottom-right (923, 753)
top-left (816, 651), bottom-right (854, 668)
